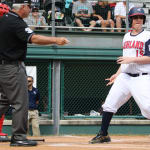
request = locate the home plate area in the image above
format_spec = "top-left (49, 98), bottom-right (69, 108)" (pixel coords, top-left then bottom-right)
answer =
top-left (45, 135), bottom-right (150, 150)
top-left (1, 135), bottom-right (150, 150)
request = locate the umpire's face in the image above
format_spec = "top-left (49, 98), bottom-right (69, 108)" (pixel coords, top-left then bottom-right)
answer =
top-left (21, 4), bottom-right (31, 18)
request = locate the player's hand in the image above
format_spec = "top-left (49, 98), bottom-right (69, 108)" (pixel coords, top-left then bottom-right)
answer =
top-left (117, 56), bottom-right (135, 64)
top-left (55, 37), bottom-right (70, 45)
top-left (105, 74), bottom-right (118, 86)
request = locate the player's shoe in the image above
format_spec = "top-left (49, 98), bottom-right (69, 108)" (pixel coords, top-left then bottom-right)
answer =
top-left (0, 135), bottom-right (10, 142)
top-left (89, 133), bottom-right (111, 144)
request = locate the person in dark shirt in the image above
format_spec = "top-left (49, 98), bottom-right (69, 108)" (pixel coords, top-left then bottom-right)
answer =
top-left (93, 0), bottom-right (114, 32)
top-left (27, 76), bottom-right (40, 136)
top-left (0, 0), bottom-right (69, 147)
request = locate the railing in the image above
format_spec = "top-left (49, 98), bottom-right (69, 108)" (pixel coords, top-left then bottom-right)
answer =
top-left (25, 0), bottom-right (150, 33)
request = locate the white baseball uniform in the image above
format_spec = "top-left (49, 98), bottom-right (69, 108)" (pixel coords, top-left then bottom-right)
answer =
top-left (102, 29), bottom-right (150, 119)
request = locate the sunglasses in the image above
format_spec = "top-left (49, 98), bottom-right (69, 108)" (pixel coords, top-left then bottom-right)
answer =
top-left (132, 15), bottom-right (144, 20)
top-left (28, 80), bottom-right (33, 82)
top-left (32, 10), bottom-right (39, 12)
top-left (27, 4), bottom-right (31, 9)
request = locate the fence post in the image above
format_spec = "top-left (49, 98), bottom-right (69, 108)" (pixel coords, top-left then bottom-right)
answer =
top-left (126, 0), bottom-right (129, 32)
top-left (52, 0), bottom-right (55, 36)
top-left (52, 60), bottom-right (61, 135)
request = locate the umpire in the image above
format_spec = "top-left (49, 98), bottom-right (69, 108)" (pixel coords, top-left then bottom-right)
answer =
top-left (0, 0), bottom-right (69, 147)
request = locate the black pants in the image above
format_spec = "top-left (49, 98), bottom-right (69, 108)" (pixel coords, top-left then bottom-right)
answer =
top-left (0, 62), bottom-right (28, 140)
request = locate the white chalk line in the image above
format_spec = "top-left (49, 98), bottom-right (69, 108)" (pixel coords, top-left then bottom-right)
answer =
top-left (46, 143), bottom-right (150, 149)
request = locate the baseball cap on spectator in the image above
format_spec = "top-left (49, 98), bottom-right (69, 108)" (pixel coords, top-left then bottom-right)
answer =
top-left (32, 6), bottom-right (39, 12)
top-left (13, 0), bottom-right (31, 4)
top-left (13, 0), bottom-right (31, 9)
top-left (97, 0), bottom-right (102, 2)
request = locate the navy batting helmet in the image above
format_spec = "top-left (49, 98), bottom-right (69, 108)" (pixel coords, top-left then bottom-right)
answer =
top-left (128, 7), bottom-right (146, 26)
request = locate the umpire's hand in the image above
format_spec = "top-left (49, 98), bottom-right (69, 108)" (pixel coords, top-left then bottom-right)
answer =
top-left (55, 37), bottom-right (70, 45)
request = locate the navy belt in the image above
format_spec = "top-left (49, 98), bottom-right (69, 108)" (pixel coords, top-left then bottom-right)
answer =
top-left (29, 108), bottom-right (37, 110)
top-left (127, 73), bottom-right (148, 77)
top-left (0, 60), bottom-right (21, 65)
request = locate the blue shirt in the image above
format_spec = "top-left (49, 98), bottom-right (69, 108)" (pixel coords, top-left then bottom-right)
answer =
top-left (28, 87), bottom-right (40, 110)
top-left (65, 0), bottom-right (73, 8)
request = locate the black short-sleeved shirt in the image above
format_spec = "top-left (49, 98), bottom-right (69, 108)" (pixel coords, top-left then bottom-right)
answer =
top-left (0, 11), bottom-right (34, 61)
top-left (93, 4), bottom-right (111, 20)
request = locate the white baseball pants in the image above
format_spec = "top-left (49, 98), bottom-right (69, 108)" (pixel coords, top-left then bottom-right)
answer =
top-left (102, 73), bottom-right (150, 119)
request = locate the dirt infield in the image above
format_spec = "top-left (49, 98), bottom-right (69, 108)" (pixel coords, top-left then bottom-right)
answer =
top-left (0, 135), bottom-right (150, 150)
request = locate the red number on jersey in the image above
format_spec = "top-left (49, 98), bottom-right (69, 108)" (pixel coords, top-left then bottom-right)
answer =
top-left (136, 49), bottom-right (144, 57)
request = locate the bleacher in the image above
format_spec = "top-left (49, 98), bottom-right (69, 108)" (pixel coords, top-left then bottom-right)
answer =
top-left (3, 0), bottom-right (150, 30)
top-left (42, 0), bottom-right (150, 30)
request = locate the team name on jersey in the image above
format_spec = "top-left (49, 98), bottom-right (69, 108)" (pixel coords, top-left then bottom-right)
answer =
top-left (123, 40), bottom-right (144, 50)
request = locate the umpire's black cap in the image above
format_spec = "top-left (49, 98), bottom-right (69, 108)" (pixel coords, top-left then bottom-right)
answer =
top-left (13, 0), bottom-right (31, 4)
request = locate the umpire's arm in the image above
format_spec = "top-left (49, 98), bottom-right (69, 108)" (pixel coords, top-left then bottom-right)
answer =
top-left (31, 34), bottom-right (69, 46)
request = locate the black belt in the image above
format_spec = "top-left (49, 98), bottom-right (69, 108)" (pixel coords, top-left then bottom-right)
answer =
top-left (29, 108), bottom-right (37, 111)
top-left (127, 73), bottom-right (148, 77)
top-left (0, 60), bottom-right (21, 65)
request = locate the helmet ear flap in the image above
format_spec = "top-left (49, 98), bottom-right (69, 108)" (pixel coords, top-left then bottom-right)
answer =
top-left (143, 16), bottom-right (146, 24)
top-left (128, 17), bottom-right (132, 28)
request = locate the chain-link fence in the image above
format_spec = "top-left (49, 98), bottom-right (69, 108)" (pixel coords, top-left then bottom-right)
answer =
top-left (61, 60), bottom-right (141, 119)
top-left (4, 59), bottom-right (142, 120)
top-left (25, 60), bottom-right (51, 115)
top-left (4, 60), bottom-right (52, 119)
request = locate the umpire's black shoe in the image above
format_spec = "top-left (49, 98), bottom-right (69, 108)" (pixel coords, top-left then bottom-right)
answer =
top-left (89, 133), bottom-right (111, 144)
top-left (10, 138), bottom-right (37, 147)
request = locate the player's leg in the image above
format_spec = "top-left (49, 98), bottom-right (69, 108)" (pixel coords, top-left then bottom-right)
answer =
top-left (0, 87), bottom-right (10, 118)
top-left (131, 75), bottom-right (150, 119)
top-left (0, 114), bottom-right (10, 142)
top-left (89, 73), bottom-right (131, 144)
top-left (0, 115), bottom-right (5, 133)
top-left (0, 87), bottom-right (10, 142)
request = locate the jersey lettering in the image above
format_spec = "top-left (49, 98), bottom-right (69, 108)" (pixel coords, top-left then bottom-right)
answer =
top-left (123, 40), bottom-right (144, 50)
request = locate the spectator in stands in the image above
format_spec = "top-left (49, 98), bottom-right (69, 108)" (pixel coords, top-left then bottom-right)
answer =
top-left (65, 0), bottom-right (77, 25)
top-left (47, 5), bottom-right (65, 26)
top-left (1, 0), bottom-right (12, 8)
top-left (0, 0), bottom-right (5, 3)
top-left (93, 0), bottom-right (114, 32)
top-left (25, 6), bottom-right (47, 30)
top-left (108, 1), bottom-right (116, 21)
top-left (72, 0), bottom-right (96, 31)
top-left (114, 0), bottom-right (134, 32)
top-left (31, 0), bottom-right (40, 9)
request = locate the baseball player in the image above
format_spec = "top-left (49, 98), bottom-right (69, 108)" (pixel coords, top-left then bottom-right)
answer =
top-left (89, 7), bottom-right (150, 144)
top-left (0, 115), bottom-right (10, 142)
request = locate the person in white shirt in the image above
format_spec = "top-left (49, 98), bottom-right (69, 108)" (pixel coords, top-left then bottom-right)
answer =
top-left (114, 0), bottom-right (134, 32)
top-left (25, 6), bottom-right (47, 30)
